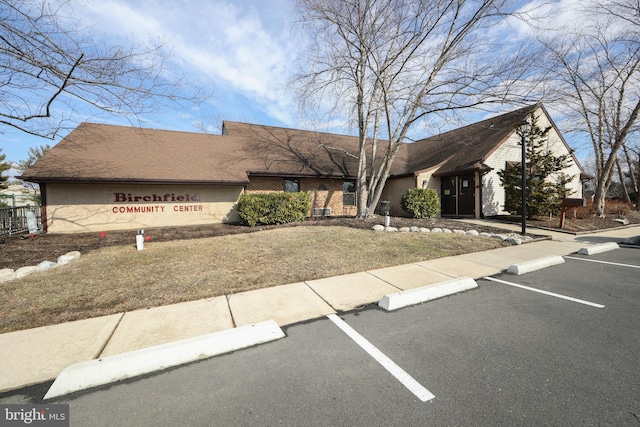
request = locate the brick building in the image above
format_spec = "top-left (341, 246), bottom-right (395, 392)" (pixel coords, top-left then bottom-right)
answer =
top-left (19, 104), bottom-right (585, 233)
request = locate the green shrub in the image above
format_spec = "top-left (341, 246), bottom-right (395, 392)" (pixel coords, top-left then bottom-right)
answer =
top-left (237, 192), bottom-right (311, 226)
top-left (400, 188), bottom-right (440, 218)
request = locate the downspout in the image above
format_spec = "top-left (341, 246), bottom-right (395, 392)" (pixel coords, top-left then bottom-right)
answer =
top-left (478, 171), bottom-right (484, 219)
top-left (40, 183), bottom-right (48, 233)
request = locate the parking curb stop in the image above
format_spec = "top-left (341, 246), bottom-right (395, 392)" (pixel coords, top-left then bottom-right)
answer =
top-left (577, 242), bottom-right (619, 255)
top-left (43, 319), bottom-right (284, 400)
top-left (378, 277), bottom-right (477, 311)
top-left (506, 256), bottom-right (565, 275)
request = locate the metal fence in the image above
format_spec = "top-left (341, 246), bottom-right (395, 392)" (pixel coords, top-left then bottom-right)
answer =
top-left (0, 205), bottom-right (42, 236)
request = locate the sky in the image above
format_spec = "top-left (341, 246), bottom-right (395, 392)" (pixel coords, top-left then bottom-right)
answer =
top-left (1, 0), bottom-right (302, 167)
top-left (0, 0), bottom-right (596, 173)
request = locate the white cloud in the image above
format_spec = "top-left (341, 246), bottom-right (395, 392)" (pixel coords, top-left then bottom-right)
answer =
top-left (74, 0), bottom-right (301, 127)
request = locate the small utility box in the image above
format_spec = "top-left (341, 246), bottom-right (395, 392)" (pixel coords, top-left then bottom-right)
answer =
top-left (136, 229), bottom-right (145, 250)
top-left (379, 201), bottom-right (391, 216)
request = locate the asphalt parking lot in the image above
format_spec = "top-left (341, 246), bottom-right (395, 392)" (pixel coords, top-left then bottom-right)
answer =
top-left (3, 247), bottom-right (639, 426)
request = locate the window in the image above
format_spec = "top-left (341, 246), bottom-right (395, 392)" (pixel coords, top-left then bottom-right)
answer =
top-left (343, 181), bottom-right (356, 206)
top-left (284, 179), bottom-right (299, 193)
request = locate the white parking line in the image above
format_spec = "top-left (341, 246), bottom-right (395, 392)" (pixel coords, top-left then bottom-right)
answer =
top-left (327, 314), bottom-right (435, 402)
top-left (483, 277), bottom-right (605, 308)
top-left (564, 256), bottom-right (640, 269)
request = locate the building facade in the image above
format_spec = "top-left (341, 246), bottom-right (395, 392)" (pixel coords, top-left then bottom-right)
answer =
top-left (20, 104), bottom-right (585, 233)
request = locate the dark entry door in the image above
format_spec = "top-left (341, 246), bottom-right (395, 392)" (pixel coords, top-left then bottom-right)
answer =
top-left (441, 174), bottom-right (475, 216)
top-left (457, 174), bottom-right (475, 216)
top-left (441, 177), bottom-right (457, 215)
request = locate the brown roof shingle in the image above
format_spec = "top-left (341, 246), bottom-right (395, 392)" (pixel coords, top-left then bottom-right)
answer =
top-left (404, 104), bottom-right (539, 176)
top-left (20, 123), bottom-right (252, 184)
top-left (21, 104), bottom-right (571, 184)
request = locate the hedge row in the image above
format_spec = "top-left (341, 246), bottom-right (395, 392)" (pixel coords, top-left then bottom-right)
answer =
top-left (237, 192), bottom-right (311, 226)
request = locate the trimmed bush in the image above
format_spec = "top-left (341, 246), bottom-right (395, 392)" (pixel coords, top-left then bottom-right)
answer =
top-left (237, 192), bottom-right (311, 226)
top-left (400, 188), bottom-right (440, 218)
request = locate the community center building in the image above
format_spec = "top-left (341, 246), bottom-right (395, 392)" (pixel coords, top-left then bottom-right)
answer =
top-left (20, 103), bottom-right (586, 233)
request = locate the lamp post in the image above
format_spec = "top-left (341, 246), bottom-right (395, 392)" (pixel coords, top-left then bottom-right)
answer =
top-left (518, 119), bottom-right (531, 235)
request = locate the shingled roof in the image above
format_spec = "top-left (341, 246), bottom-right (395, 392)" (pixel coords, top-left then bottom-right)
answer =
top-left (21, 104), bottom-right (571, 184)
top-left (19, 123), bottom-right (254, 184)
top-left (402, 104), bottom-right (539, 176)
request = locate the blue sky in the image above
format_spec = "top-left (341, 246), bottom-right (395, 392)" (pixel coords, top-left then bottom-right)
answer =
top-left (2, 0), bottom-right (300, 165)
top-left (1, 0), bottom-right (593, 171)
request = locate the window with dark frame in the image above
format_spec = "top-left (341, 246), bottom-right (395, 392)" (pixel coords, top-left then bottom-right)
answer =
top-left (284, 179), bottom-right (300, 193)
top-left (343, 180), bottom-right (356, 206)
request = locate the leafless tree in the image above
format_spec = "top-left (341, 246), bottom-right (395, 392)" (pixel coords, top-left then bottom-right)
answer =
top-left (0, 0), bottom-right (209, 140)
top-left (294, 0), bottom-right (524, 218)
top-left (533, 0), bottom-right (640, 217)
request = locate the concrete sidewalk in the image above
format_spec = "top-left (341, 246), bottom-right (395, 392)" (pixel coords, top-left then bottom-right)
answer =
top-left (1, 222), bottom-right (638, 395)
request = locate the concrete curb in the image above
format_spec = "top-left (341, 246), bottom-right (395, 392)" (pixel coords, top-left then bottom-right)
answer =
top-left (621, 235), bottom-right (640, 245)
top-left (577, 242), bottom-right (619, 255)
top-left (44, 320), bottom-right (284, 400)
top-left (506, 256), bottom-right (565, 275)
top-left (378, 277), bottom-right (478, 311)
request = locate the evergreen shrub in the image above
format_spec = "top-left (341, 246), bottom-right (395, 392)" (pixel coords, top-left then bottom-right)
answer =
top-left (400, 188), bottom-right (440, 218)
top-left (237, 192), bottom-right (311, 226)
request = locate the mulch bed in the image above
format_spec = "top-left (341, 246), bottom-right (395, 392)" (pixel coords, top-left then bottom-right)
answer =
top-left (1, 213), bottom-right (638, 271)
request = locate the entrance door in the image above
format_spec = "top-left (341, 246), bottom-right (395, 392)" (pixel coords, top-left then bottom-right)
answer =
top-left (441, 177), bottom-right (457, 215)
top-left (441, 174), bottom-right (475, 216)
top-left (457, 174), bottom-right (475, 216)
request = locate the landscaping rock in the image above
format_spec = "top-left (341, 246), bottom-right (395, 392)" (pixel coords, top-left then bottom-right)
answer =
top-left (385, 226), bottom-right (399, 232)
top-left (57, 251), bottom-right (81, 265)
top-left (419, 227), bottom-right (430, 233)
top-left (431, 228), bottom-right (443, 233)
top-left (613, 218), bottom-right (629, 225)
top-left (443, 228), bottom-right (452, 233)
top-left (409, 226), bottom-right (420, 232)
top-left (399, 227), bottom-right (411, 232)
top-left (16, 266), bottom-right (38, 279)
top-left (0, 268), bottom-right (16, 283)
top-left (490, 234), bottom-right (507, 240)
top-left (37, 260), bottom-right (59, 271)
top-left (453, 229), bottom-right (466, 235)
top-left (505, 237), bottom-right (523, 245)
top-left (466, 230), bottom-right (479, 236)
top-left (480, 232), bottom-right (492, 238)
top-left (65, 251), bottom-right (81, 260)
top-left (372, 224), bottom-right (385, 231)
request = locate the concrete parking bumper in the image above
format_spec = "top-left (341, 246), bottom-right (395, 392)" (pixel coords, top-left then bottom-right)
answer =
top-left (44, 320), bottom-right (285, 400)
top-left (577, 242), bottom-right (619, 255)
top-left (379, 277), bottom-right (478, 311)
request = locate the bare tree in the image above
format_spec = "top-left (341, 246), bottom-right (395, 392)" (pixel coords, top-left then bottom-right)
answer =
top-left (0, 0), bottom-right (209, 140)
top-left (533, 1), bottom-right (640, 217)
top-left (12, 144), bottom-right (50, 192)
top-left (294, 0), bottom-right (523, 218)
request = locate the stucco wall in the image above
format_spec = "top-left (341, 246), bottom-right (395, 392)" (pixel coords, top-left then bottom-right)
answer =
top-left (482, 109), bottom-right (583, 217)
top-left (382, 176), bottom-right (417, 216)
top-left (44, 183), bottom-right (243, 233)
top-left (415, 169), bottom-right (442, 217)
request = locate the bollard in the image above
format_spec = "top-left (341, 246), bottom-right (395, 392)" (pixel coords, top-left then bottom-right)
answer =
top-left (385, 214), bottom-right (390, 227)
top-left (136, 229), bottom-right (145, 250)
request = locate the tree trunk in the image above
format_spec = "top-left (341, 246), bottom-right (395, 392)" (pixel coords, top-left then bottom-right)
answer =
top-left (616, 158), bottom-right (632, 203)
top-left (593, 163), bottom-right (616, 217)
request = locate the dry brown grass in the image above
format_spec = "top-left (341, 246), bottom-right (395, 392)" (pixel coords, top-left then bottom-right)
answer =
top-left (0, 226), bottom-right (509, 333)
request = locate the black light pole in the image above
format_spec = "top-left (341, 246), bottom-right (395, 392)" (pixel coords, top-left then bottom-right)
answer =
top-left (518, 119), bottom-right (530, 235)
